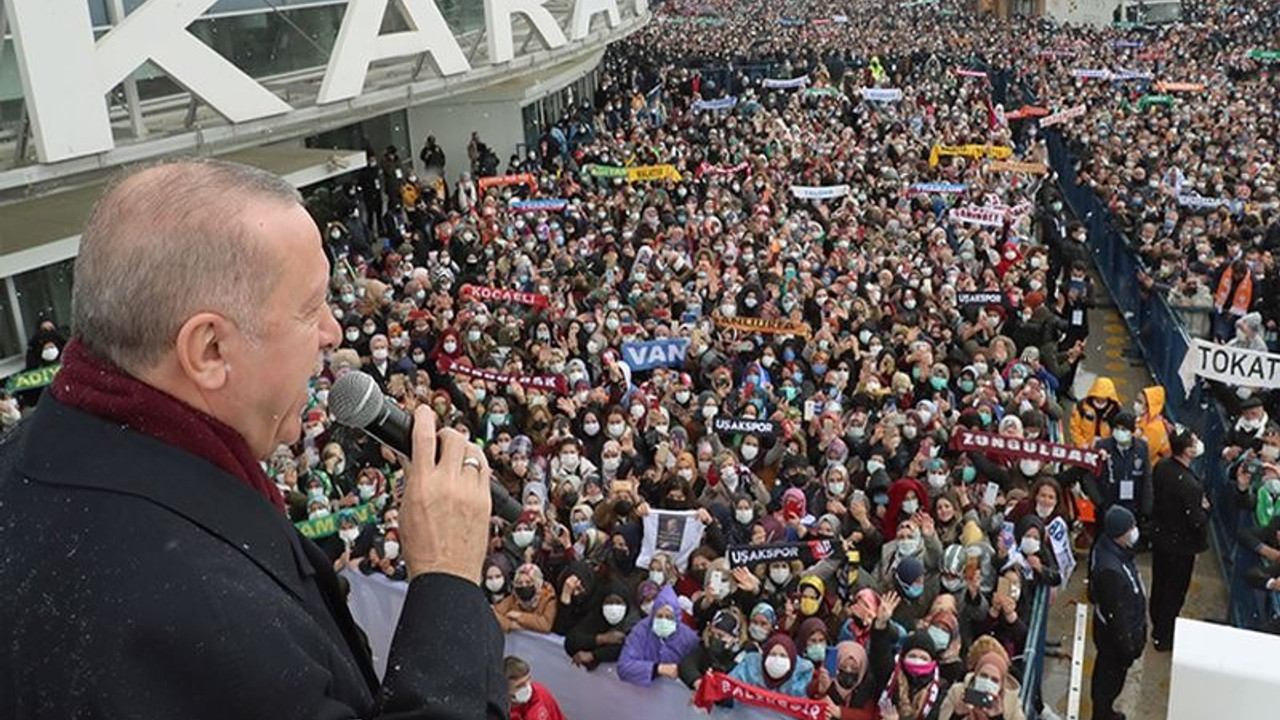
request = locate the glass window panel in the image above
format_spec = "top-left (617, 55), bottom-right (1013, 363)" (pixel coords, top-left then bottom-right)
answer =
top-left (12, 259), bottom-right (75, 344)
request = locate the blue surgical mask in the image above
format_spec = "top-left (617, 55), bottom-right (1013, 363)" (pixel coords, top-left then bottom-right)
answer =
top-left (930, 377), bottom-right (948, 391)
top-left (783, 349), bottom-right (796, 362)
top-left (903, 583), bottom-right (924, 599)
top-left (961, 466), bottom-right (977, 483)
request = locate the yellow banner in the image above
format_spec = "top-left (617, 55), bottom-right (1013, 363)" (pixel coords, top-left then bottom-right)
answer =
top-left (985, 160), bottom-right (1049, 175)
top-left (929, 144), bottom-right (1014, 168)
top-left (627, 164), bottom-right (682, 183)
top-left (713, 314), bottom-right (812, 337)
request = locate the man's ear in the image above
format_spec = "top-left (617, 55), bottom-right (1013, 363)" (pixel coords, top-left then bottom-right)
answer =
top-left (175, 312), bottom-right (234, 391)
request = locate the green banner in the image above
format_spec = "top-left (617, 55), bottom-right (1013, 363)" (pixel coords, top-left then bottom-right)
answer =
top-left (295, 501), bottom-right (380, 539)
top-left (4, 364), bottom-right (61, 393)
top-left (584, 164), bottom-right (629, 178)
top-left (1138, 94), bottom-right (1174, 111)
top-left (804, 87), bottom-right (844, 98)
top-left (1249, 50), bottom-right (1280, 62)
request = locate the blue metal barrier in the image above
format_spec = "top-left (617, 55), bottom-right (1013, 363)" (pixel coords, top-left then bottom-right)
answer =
top-left (1019, 584), bottom-right (1052, 720)
top-left (1043, 130), bottom-right (1268, 631)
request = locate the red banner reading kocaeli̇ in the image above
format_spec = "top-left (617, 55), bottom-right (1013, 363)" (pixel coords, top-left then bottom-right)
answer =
top-left (459, 284), bottom-right (549, 309)
top-left (693, 672), bottom-right (826, 720)
top-left (440, 358), bottom-right (568, 394)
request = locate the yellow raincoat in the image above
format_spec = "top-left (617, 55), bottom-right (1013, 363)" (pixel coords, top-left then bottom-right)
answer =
top-left (1069, 377), bottom-right (1121, 448)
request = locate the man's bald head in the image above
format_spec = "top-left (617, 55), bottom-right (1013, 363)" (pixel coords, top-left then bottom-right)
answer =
top-left (73, 158), bottom-right (303, 373)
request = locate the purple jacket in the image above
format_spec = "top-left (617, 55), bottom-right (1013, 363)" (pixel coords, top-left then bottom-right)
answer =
top-left (616, 586), bottom-right (699, 686)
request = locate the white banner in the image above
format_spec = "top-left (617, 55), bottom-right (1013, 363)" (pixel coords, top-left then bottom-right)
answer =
top-left (636, 510), bottom-right (705, 572)
top-left (1070, 68), bottom-right (1111, 79)
top-left (1040, 104), bottom-right (1087, 127)
top-left (790, 184), bottom-right (851, 199)
top-left (762, 76), bottom-right (809, 89)
top-left (1045, 516), bottom-right (1076, 589)
top-left (343, 571), bottom-right (779, 719)
top-left (861, 87), bottom-right (903, 102)
top-left (1178, 339), bottom-right (1280, 397)
top-left (948, 206), bottom-right (1007, 227)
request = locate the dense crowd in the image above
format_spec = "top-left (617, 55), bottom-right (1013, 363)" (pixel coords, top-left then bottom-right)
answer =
top-left (9, 0), bottom-right (1277, 718)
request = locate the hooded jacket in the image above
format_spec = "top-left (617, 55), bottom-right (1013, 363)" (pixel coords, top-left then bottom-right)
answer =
top-left (728, 633), bottom-right (816, 699)
top-left (617, 586), bottom-right (700, 686)
top-left (1069, 377), bottom-right (1120, 448)
top-left (1135, 386), bottom-right (1172, 466)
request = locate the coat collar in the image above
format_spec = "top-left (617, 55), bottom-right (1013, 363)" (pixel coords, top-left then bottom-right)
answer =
top-left (19, 395), bottom-right (316, 603)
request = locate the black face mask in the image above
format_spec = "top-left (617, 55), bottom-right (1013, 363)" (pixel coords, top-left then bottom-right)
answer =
top-left (562, 492), bottom-right (580, 508)
top-left (514, 585), bottom-right (537, 602)
top-left (614, 500), bottom-right (634, 517)
top-left (708, 637), bottom-right (736, 663)
top-left (837, 670), bottom-right (861, 690)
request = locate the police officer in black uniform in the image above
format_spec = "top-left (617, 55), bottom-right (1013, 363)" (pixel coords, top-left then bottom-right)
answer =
top-left (1089, 505), bottom-right (1147, 720)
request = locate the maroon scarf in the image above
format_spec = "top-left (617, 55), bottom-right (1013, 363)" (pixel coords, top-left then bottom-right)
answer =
top-left (51, 340), bottom-right (285, 513)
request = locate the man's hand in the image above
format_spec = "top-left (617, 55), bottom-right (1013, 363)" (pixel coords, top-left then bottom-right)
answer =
top-left (400, 406), bottom-right (492, 585)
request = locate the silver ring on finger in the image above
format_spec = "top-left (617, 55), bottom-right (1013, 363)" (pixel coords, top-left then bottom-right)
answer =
top-left (462, 456), bottom-right (483, 473)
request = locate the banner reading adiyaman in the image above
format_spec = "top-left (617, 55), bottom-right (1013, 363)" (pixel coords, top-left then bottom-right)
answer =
top-left (1177, 339), bottom-right (1280, 397)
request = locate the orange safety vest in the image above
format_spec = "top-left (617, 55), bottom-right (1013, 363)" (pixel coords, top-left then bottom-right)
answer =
top-left (1214, 265), bottom-right (1252, 315)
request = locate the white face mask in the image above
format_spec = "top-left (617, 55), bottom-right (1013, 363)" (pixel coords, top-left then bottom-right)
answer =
top-left (602, 456), bottom-right (621, 473)
top-left (443, 340), bottom-right (458, 353)
top-left (1123, 526), bottom-right (1140, 547)
top-left (764, 655), bottom-right (792, 679)
top-left (1190, 438), bottom-right (1205, 458)
top-left (749, 624), bottom-right (770, 642)
top-left (678, 468), bottom-right (695, 482)
top-left (513, 529), bottom-right (536, 548)
top-left (1036, 502), bottom-right (1055, 519)
top-left (513, 684), bottom-right (533, 705)
top-left (769, 567), bottom-right (791, 586)
top-left (707, 573), bottom-right (732, 599)
top-left (1019, 459), bottom-right (1043, 476)
top-left (1262, 445), bottom-right (1280, 462)
top-left (485, 576), bottom-right (505, 593)
top-left (382, 540), bottom-right (400, 560)
top-left (560, 454), bottom-right (581, 471)
top-left (1019, 536), bottom-right (1041, 556)
top-left (339, 528), bottom-right (359, 545)
top-left (741, 444), bottom-right (759, 461)
top-left (735, 508), bottom-right (754, 525)
top-left (41, 347), bottom-right (59, 362)
top-left (898, 535), bottom-right (922, 556)
top-left (828, 481), bottom-right (846, 497)
top-left (972, 675), bottom-right (1001, 696)
top-left (649, 570), bottom-right (666, 586)
top-left (676, 390), bottom-right (691, 404)
top-left (372, 348), bottom-right (389, 362)
top-left (603, 603), bottom-right (627, 625)
top-left (1112, 428), bottom-right (1133, 446)
top-left (866, 460), bottom-right (885, 475)
top-left (927, 473), bottom-right (948, 490)
top-left (607, 422), bottom-right (626, 438)
top-left (901, 498), bottom-right (920, 515)
top-left (583, 421), bottom-right (600, 436)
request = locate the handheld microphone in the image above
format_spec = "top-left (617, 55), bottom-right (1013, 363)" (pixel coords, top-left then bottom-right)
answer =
top-left (328, 371), bottom-right (522, 522)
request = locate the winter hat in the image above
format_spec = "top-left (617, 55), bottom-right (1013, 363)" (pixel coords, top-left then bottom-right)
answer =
top-left (750, 602), bottom-right (778, 626)
top-left (1104, 505), bottom-right (1137, 539)
top-left (1112, 411), bottom-right (1136, 430)
top-left (895, 556), bottom-right (925, 590)
top-left (712, 609), bottom-right (741, 636)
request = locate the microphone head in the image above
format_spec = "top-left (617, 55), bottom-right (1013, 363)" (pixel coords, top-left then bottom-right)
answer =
top-left (329, 371), bottom-right (384, 429)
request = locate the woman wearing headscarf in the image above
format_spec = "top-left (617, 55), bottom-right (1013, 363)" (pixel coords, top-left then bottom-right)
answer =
top-left (552, 561), bottom-right (603, 636)
top-left (483, 553), bottom-right (515, 606)
top-left (811, 640), bottom-right (878, 720)
top-left (727, 626), bottom-right (817, 699)
top-left (679, 608), bottom-right (748, 691)
top-left (617, 586), bottom-right (700, 686)
top-left (564, 583), bottom-right (639, 670)
top-left (745, 602), bottom-right (779, 653)
top-left (492, 563), bottom-right (558, 633)
top-left (1005, 515), bottom-right (1062, 617)
top-left (872, 630), bottom-right (948, 720)
top-left (937, 649), bottom-right (1025, 720)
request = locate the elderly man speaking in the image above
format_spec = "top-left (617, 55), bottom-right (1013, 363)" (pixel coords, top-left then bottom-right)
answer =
top-left (0, 159), bottom-right (505, 719)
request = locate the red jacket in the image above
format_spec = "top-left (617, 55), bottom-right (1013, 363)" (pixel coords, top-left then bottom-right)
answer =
top-left (511, 682), bottom-right (568, 720)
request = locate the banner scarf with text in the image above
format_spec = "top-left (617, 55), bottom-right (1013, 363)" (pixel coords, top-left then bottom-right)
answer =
top-left (712, 416), bottom-right (782, 437)
top-left (908, 182), bottom-right (968, 195)
top-left (1155, 81), bottom-right (1205, 93)
top-left (477, 173), bottom-right (537, 192)
top-left (726, 540), bottom-right (834, 569)
top-left (459, 284), bottom-right (549, 309)
top-left (693, 671), bottom-right (827, 720)
top-left (296, 501), bottom-right (378, 539)
top-left (1005, 106), bottom-right (1050, 119)
top-left (511, 199), bottom-right (567, 213)
top-left (950, 428), bottom-right (1103, 472)
top-left (440, 358), bottom-right (567, 394)
top-left (1039, 104), bottom-right (1086, 128)
top-left (697, 161), bottom-right (751, 177)
top-left (713, 313), bottom-right (812, 337)
top-left (692, 95), bottom-right (738, 111)
top-left (1177, 339), bottom-right (1280, 397)
top-left (861, 88), bottom-right (903, 102)
top-left (790, 184), bottom-right (850, 200)
top-left (956, 291), bottom-right (1005, 306)
top-left (586, 164), bottom-right (681, 183)
top-left (928, 143), bottom-right (1013, 168)
top-left (762, 76), bottom-right (809, 89)
top-left (955, 68), bottom-right (988, 78)
top-left (621, 338), bottom-right (690, 371)
top-left (4, 364), bottom-right (60, 393)
top-left (986, 160), bottom-right (1049, 175)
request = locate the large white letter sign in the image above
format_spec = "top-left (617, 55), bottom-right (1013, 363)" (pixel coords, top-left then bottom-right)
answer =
top-left (7, 0), bottom-right (290, 163)
top-left (484, 0), bottom-right (568, 64)
top-left (570, 0), bottom-right (620, 41)
top-left (319, 0), bottom-right (471, 104)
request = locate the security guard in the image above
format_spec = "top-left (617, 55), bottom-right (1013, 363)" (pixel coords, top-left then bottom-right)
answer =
top-left (1089, 506), bottom-right (1147, 720)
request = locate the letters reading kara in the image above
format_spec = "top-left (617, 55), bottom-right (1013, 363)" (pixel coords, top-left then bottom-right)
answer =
top-left (6, 0), bottom-right (646, 163)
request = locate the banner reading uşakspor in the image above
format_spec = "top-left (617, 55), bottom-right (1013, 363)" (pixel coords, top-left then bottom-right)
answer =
top-left (459, 284), bottom-right (549, 308)
top-left (955, 291), bottom-right (1005, 306)
top-left (726, 540), bottom-right (834, 569)
top-left (950, 428), bottom-right (1103, 472)
top-left (440, 358), bottom-right (567, 394)
top-left (694, 672), bottom-right (826, 720)
top-left (713, 313), bottom-right (812, 336)
top-left (1177, 339), bottom-right (1280, 397)
top-left (711, 416), bottom-right (781, 436)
